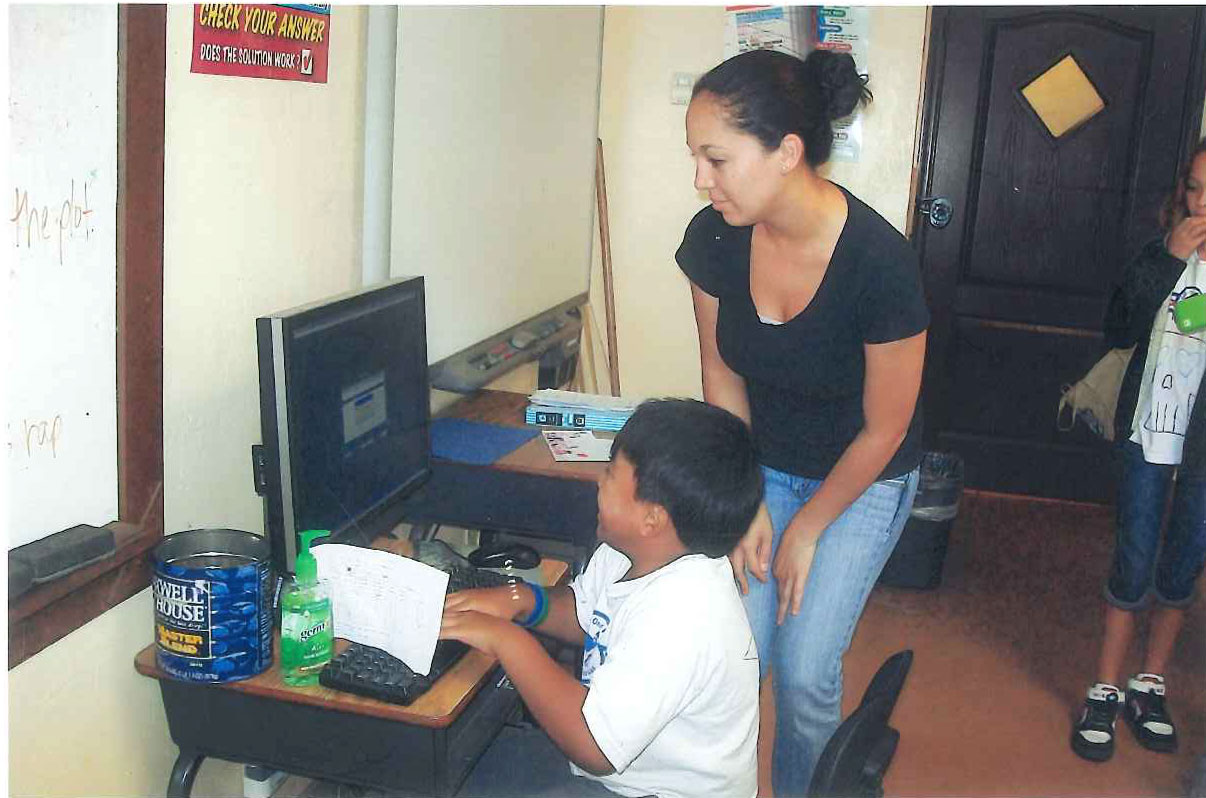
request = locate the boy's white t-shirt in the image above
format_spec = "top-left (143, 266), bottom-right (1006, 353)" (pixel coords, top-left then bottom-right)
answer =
top-left (1131, 251), bottom-right (1206, 464)
top-left (568, 543), bottom-right (759, 798)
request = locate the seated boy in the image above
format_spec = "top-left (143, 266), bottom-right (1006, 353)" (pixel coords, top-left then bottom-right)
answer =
top-left (442, 398), bottom-right (763, 798)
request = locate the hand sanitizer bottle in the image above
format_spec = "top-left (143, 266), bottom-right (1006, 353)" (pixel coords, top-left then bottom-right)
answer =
top-left (280, 529), bottom-right (333, 686)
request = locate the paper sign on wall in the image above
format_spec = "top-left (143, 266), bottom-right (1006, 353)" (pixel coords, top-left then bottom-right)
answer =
top-left (191, 4), bottom-right (331, 83)
top-left (723, 5), bottom-right (870, 162)
top-left (810, 6), bottom-right (869, 162)
top-left (723, 5), bottom-right (810, 60)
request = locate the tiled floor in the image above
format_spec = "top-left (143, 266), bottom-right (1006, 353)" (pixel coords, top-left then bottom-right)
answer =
top-left (850, 492), bottom-right (1205, 798)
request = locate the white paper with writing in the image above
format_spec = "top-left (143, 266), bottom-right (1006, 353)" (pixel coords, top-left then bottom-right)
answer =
top-left (311, 544), bottom-right (449, 675)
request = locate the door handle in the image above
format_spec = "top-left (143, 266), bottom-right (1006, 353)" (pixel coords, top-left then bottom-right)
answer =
top-left (916, 196), bottom-right (953, 229)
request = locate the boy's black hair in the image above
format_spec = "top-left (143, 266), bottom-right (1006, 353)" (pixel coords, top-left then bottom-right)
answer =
top-left (611, 398), bottom-right (763, 558)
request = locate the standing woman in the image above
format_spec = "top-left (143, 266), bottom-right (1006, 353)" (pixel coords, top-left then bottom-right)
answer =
top-left (1070, 140), bottom-right (1206, 763)
top-left (677, 49), bottom-right (929, 795)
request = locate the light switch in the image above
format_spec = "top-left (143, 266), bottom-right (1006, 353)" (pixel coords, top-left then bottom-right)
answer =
top-left (671, 72), bottom-right (697, 105)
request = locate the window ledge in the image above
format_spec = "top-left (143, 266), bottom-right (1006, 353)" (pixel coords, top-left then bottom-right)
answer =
top-left (9, 495), bottom-right (162, 669)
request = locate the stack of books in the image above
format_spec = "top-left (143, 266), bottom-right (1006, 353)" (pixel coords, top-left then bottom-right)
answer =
top-left (524, 389), bottom-right (636, 432)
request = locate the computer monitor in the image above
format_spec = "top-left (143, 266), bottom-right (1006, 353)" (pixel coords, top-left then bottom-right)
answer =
top-left (254, 276), bottom-right (429, 576)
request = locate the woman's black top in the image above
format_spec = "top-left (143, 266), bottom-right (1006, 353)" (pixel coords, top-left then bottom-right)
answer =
top-left (676, 186), bottom-right (930, 480)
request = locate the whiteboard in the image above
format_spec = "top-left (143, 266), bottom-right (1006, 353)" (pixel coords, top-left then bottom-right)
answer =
top-left (7, 5), bottom-right (119, 549)
top-left (390, 7), bottom-right (603, 364)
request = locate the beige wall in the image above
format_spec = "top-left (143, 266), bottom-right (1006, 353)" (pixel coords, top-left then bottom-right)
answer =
top-left (586, 6), bottom-right (930, 401)
top-left (162, 8), bottom-right (368, 537)
top-left (9, 592), bottom-right (174, 798)
top-left (6, 7), bottom-right (931, 796)
top-left (8, 7), bottom-right (369, 797)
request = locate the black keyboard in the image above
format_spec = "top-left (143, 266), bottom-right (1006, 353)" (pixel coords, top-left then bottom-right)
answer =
top-left (446, 564), bottom-right (516, 593)
top-left (318, 565), bottom-right (518, 705)
top-left (319, 638), bottom-right (471, 705)
top-left (412, 540), bottom-right (521, 593)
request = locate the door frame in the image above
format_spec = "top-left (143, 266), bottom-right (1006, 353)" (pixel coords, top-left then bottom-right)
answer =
top-left (911, 5), bottom-right (1206, 454)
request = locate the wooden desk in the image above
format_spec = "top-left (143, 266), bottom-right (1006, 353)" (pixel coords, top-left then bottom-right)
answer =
top-left (412, 390), bottom-right (605, 549)
top-left (135, 554), bottom-right (568, 798)
top-left (436, 389), bottom-right (609, 483)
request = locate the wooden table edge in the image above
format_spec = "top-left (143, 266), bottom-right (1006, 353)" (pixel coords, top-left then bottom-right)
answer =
top-left (135, 556), bottom-right (569, 729)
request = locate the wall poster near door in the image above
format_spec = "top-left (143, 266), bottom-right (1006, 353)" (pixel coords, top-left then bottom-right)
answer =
top-left (723, 5), bottom-right (869, 161)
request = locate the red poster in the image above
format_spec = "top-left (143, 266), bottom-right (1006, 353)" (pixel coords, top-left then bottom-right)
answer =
top-left (191, 4), bottom-right (330, 83)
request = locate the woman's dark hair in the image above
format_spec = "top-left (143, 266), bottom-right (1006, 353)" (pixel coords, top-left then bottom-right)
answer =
top-left (611, 399), bottom-right (763, 558)
top-left (1159, 138), bottom-right (1206, 232)
top-left (692, 48), bottom-right (871, 167)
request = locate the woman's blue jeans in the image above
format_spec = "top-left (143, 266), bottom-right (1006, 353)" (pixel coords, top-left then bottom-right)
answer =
top-left (744, 465), bottom-right (918, 797)
top-left (1109, 440), bottom-right (1206, 609)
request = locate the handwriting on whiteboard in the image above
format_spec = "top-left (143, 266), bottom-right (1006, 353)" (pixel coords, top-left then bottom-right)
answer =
top-left (22, 415), bottom-right (64, 459)
top-left (10, 179), bottom-right (96, 266)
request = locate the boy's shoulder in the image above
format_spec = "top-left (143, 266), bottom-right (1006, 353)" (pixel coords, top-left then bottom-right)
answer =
top-left (581, 542), bottom-right (631, 580)
top-left (598, 550), bottom-right (742, 612)
top-left (648, 557), bottom-right (746, 620)
top-left (579, 547), bottom-right (736, 596)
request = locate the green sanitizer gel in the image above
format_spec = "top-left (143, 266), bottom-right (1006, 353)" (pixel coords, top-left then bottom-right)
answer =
top-left (280, 529), bottom-right (334, 686)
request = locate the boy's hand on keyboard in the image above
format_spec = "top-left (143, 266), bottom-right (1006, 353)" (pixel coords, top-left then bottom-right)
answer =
top-left (439, 608), bottom-right (521, 657)
top-left (443, 584), bottom-right (532, 622)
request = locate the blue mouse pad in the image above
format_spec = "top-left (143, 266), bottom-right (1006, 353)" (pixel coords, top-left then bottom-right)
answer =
top-left (429, 418), bottom-right (540, 466)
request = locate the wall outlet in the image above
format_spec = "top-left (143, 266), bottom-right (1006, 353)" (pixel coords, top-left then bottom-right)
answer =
top-left (671, 72), bottom-right (697, 105)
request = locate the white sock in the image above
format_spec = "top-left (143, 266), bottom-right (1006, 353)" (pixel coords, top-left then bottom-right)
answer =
top-left (1127, 674), bottom-right (1173, 737)
top-left (1128, 673), bottom-right (1165, 695)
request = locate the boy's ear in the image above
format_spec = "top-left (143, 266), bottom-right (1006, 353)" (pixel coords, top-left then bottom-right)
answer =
top-left (639, 502), bottom-right (671, 538)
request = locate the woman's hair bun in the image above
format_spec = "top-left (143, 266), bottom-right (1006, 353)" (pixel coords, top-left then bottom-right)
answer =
top-left (691, 46), bottom-right (872, 167)
top-left (802, 50), bottom-right (871, 121)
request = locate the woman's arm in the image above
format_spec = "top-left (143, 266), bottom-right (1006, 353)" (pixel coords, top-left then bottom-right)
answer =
top-left (771, 330), bottom-right (927, 623)
top-left (691, 284), bottom-right (774, 591)
top-left (691, 285), bottom-right (751, 423)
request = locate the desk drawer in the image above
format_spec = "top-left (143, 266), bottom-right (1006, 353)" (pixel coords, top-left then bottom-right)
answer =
top-left (445, 665), bottom-right (521, 788)
top-left (156, 665), bottom-right (520, 797)
top-left (158, 681), bottom-right (439, 794)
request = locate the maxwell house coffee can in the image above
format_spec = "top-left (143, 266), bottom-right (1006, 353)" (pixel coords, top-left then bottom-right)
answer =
top-left (152, 528), bottom-right (273, 683)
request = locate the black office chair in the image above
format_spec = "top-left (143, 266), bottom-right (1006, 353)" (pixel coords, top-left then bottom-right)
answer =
top-left (807, 650), bottom-right (914, 798)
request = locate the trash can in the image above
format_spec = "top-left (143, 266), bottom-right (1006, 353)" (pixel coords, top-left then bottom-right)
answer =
top-left (878, 452), bottom-right (964, 589)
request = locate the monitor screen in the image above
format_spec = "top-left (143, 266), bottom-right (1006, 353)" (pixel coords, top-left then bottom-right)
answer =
top-left (256, 276), bottom-right (429, 575)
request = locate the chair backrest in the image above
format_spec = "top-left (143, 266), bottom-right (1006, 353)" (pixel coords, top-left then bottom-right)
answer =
top-left (860, 649), bottom-right (913, 716)
top-left (807, 650), bottom-right (913, 798)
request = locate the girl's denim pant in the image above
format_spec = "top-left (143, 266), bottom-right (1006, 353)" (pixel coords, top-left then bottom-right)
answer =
top-left (1109, 440), bottom-right (1206, 609)
top-left (744, 464), bottom-right (918, 797)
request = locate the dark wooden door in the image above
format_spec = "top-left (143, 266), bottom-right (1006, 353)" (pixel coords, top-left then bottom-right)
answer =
top-left (914, 7), bottom-right (1206, 502)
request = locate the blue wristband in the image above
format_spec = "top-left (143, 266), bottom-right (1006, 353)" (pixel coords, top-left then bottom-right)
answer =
top-left (517, 582), bottom-right (548, 628)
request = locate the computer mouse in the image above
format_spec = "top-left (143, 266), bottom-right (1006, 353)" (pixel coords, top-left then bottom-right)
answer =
top-left (468, 542), bottom-right (541, 571)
